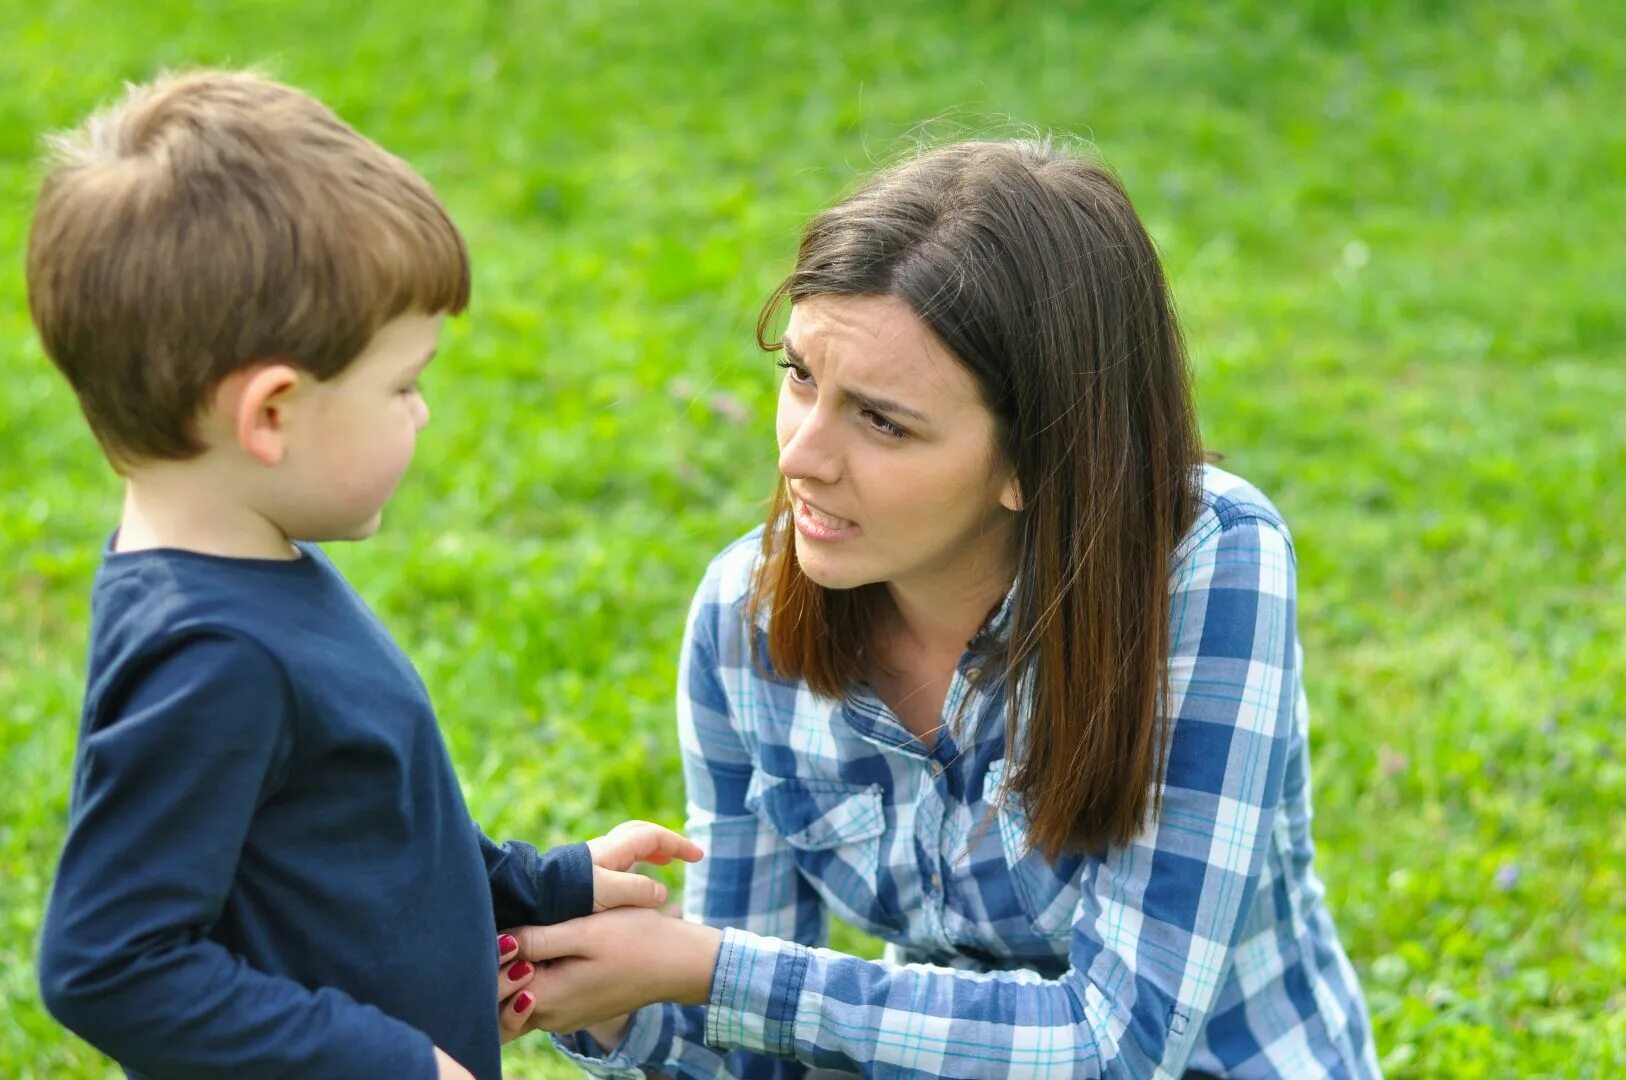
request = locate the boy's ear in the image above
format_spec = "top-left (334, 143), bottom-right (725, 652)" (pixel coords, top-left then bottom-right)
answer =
top-left (215, 363), bottom-right (303, 466)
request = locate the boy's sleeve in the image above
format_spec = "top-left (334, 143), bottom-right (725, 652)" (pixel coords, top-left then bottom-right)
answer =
top-left (37, 630), bottom-right (439, 1080)
top-left (481, 833), bottom-right (595, 927)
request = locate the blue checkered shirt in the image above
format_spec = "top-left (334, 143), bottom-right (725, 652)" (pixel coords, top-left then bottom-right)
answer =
top-left (555, 466), bottom-right (1379, 1078)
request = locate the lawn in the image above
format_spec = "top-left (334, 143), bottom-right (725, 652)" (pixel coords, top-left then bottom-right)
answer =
top-left (1, 1), bottom-right (1621, 1076)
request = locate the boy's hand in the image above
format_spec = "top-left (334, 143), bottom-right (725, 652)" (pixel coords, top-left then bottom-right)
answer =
top-left (586, 820), bottom-right (703, 912)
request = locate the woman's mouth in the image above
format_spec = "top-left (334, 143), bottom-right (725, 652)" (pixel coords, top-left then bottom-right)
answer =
top-left (793, 498), bottom-right (860, 542)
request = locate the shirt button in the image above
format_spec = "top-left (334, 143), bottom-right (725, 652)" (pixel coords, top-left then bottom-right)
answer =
top-left (930, 761), bottom-right (943, 777)
top-left (965, 666), bottom-right (983, 682)
top-left (931, 873), bottom-right (943, 891)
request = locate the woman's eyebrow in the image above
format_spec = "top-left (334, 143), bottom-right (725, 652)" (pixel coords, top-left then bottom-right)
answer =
top-left (782, 339), bottom-right (931, 424)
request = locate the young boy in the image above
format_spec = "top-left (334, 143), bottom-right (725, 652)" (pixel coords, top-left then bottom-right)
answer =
top-left (29, 71), bottom-right (698, 1079)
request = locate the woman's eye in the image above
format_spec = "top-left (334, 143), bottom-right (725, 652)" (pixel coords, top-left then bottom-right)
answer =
top-left (775, 359), bottom-right (812, 384)
top-left (864, 410), bottom-right (907, 440)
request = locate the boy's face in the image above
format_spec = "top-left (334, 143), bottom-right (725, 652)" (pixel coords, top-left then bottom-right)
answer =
top-left (278, 312), bottom-right (443, 540)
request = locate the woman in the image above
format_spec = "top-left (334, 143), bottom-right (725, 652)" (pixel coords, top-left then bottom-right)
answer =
top-left (501, 140), bottom-right (1380, 1078)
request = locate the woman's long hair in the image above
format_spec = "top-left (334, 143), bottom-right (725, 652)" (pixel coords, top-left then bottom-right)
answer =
top-left (750, 140), bottom-right (1202, 857)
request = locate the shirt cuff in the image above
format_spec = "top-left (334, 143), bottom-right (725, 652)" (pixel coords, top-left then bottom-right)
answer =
top-left (703, 926), bottom-right (811, 1058)
top-left (549, 1005), bottom-right (664, 1078)
top-left (543, 839), bottom-right (595, 922)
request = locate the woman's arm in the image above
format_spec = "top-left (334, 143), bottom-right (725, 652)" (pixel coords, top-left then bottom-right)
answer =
top-left (527, 517), bottom-right (1301, 1077)
top-left (543, 547), bottom-right (830, 1078)
top-left (701, 515), bottom-right (1300, 1076)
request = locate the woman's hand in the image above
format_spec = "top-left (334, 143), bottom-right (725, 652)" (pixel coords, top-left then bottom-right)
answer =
top-left (496, 932), bottom-right (539, 1045)
top-left (498, 907), bottom-right (723, 1037)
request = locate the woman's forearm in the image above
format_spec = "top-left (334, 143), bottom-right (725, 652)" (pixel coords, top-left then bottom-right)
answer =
top-left (515, 909), bottom-right (721, 1033)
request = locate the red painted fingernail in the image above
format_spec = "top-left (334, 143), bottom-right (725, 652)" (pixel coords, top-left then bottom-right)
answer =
top-left (508, 960), bottom-right (533, 981)
top-left (497, 934), bottom-right (517, 955)
top-left (513, 991), bottom-right (534, 1014)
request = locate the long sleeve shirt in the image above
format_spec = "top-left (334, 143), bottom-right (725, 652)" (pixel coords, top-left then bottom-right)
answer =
top-left (39, 541), bottom-right (593, 1079)
top-left (556, 466), bottom-right (1379, 1078)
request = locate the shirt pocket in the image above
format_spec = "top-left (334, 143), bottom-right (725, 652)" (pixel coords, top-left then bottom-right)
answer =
top-left (984, 758), bottom-right (1084, 940)
top-left (745, 773), bottom-right (891, 930)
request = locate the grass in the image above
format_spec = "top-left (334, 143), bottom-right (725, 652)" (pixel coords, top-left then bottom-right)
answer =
top-left (1, 1), bottom-right (1621, 1076)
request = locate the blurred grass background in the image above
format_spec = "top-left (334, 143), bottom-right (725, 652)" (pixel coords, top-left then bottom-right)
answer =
top-left (1, 1), bottom-right (1621, 1076)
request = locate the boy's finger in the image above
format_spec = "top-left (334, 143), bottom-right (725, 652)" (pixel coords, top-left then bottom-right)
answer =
top-left (512, 923), bottom-right (581, 962)
top-left (608, 822), bottom-right (705, 864)
top-left (590, 823), bottom-right (696, 871)
top-left (593, 866), bottom-right (668, 910)
top-left (638, 825), bottom-right (704, 863)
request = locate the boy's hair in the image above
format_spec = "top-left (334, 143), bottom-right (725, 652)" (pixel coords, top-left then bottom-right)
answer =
top-left (26, 70), bottom-right (470, 467)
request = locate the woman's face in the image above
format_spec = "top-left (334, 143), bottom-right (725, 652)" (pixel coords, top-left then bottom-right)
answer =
top-left (776, 294), bottom-right (1021, 596)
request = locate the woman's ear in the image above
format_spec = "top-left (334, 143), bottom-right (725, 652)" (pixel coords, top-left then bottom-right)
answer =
top-left (214, 363), bottom-right (303, 466)
top-left (999, 474), bottom-right (1024, 513)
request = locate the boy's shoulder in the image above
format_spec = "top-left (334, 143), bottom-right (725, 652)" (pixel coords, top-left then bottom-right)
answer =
top-left (85, 541), bottom-right (353, 692)
top-left (81, 540), bottom-right (436, 752)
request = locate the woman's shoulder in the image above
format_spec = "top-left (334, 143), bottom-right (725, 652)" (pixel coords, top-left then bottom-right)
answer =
top-left (696, 525), bottom-right (765, 602)
top-left (684, 526), bottom-right (771, 648)
top-left (1176, 464), bottom-right (1295, 562)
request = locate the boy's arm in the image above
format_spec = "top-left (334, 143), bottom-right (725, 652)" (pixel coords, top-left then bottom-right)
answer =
top-left (38, 630), bottom-right (442, 1079)
top-left (484, 821), bottom-right (702, 929)
top-left (480, 832), bottom-right (595, 927)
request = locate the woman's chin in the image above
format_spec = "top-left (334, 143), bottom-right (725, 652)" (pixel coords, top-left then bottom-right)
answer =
top-left (793, 541), bottom-right (873, 591)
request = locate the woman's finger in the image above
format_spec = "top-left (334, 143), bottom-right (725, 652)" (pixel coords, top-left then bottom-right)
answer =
top-left (499, 957), bottom-right (537, 997)
top-left (498, 985), bottom-right (536, 1044)
top-left (497, 932), bottom-right (519, 963)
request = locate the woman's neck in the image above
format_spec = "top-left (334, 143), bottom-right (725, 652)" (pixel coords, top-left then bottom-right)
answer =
top-left (881, 561), bottom-right (1013, 669)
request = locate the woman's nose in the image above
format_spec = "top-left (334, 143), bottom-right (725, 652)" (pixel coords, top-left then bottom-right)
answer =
top-left (777, 409), bottom-right (841, 484)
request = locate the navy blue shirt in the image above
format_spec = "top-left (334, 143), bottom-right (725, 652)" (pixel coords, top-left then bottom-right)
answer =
top-left (38, 542), bottom-right (593, 1079)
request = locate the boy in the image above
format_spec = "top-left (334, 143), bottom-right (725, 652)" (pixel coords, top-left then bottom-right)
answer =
top-left (29, 70), bottom-right (698, 1079)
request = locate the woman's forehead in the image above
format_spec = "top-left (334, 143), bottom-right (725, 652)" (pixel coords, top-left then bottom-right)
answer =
top-left (785, 295), bottom-right (974, 401)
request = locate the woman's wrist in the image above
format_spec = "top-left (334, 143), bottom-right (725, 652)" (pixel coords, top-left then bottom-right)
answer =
top-left (575, 922), bottom-right (720, 1054)
top-left (584, 1013), bottom-right (632, 1052)
top-left (667, 921), bottom-right (725, 1006)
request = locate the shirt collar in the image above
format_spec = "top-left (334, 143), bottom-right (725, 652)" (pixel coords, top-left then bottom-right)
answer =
top-left (969, 579), bottom-right (1019, 651)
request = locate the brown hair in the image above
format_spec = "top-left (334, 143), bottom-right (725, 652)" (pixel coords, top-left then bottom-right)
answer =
top-left (26, 69), bottom-right (470, 467)
top-left (750, 140), bottom-right (1203, 857)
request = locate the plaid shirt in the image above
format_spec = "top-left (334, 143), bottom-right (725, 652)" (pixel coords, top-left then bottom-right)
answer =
top-left (556, 466), bottom-right (1379, 1078)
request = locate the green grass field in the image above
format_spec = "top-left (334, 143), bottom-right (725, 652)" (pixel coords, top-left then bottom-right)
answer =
top-left (2, 1), bottom-right (1621, 1076)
